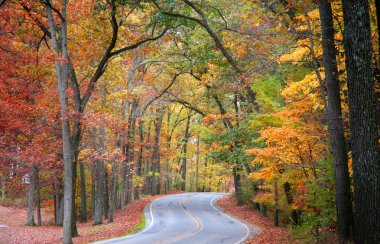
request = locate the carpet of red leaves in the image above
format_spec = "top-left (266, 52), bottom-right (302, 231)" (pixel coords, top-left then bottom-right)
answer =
top-left (0, 195), bottom-right (163, 244)
top-left (216, 195), bottom-right (292, 244)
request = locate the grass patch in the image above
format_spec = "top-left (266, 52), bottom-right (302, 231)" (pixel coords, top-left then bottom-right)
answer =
top-left (125, 213), bottom-right (146, 236)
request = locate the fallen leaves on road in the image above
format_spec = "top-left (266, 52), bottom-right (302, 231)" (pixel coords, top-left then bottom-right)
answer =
top-left (0, 195), bottom-right (163, 244)
top-left (216, 195), bottom-right (292, 244)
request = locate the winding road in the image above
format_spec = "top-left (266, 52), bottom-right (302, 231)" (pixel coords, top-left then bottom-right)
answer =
top-left (96, 192), bottom-right (251, 244)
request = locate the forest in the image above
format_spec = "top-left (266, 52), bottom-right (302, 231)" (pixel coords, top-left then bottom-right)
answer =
top-left (0, 0), bottom-right (379, 243)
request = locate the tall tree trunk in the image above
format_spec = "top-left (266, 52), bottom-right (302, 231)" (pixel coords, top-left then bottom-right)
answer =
top-left (26, 164), bottom-right (37, 226)
top-left (181, 115), bottom-right (191, 191)
top-left (71, 158), bottom-right (78, 237)
top-left (91, 159), bottom-right (96, 218)
top-left (318, 1), bottom-right (353, 242)
top-left (35, 167), bottom-right (41, 226)
top-left (79, 162), bottom-right (87, 222)
top-left (54, 170), bottom-right (64, 226)
top-left (342, 1), bottom-right (380, 243)
top-left (108, 162), bottom-right (118, 222)
top-left (144, 120), bottom-right (152, 194)
top-left (152, 107), bottom-right (165, 195)
top-left (195, 134), bottom-right (200, 192)
top-left (94, 157), bottom-right (104, 225)
top-left (233, 165), bottom-right (242, 205)
top-left (47, 3), bottom-right (73, 243)
top-left (94, 127), bottom-right (105, 225)
top-left (104, 165), bottom-right (109, 219)
top-left (120, 165), bottom-right (126, 209)
top-left (273, 179), bottom-right (279, 227)
top-left (135, 120), bottom-right (144, 199)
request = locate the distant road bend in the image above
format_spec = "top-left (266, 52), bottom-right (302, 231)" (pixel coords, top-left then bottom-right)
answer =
top-left (96, 192), bottom-right (250, 244)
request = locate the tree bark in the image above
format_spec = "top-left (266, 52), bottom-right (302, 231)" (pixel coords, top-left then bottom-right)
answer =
top-left (342, 1), bottom-right (380, 243)
top-left (79, 162), bottom-right (87, 222)
top-left (152, 107), bottom-right (165, 195)
top-left (108, 162), bottom-right (118, 222)
top-left (27, 164), bottom-right (37, 226)
top-left (318, 1), bottom-right (353, 242)
top-left (233, 165), bottom-right (242, 205)
top-left (274, 179), bottom-right (279, 227)
top-left (91, 159), bottom-right (96, 218)
top-left (47, 3), bottom-right (73, 242)
top-left (120, 165), bottom-right (126, 209)
top-left (181, 115), bottom-right (191, 191)
top-left (94, 127), bottom-right (105, 225)
top-left (35, 167), bottom-right (41, 226)
top-left (104, 165), bottom-right (109, 219)
top-left (135, 120), bottom-right (144, 199)
top-left (144, 120), bottom-right (152, 194)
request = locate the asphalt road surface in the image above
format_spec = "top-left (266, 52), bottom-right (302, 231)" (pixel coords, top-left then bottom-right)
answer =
top-left (95, 192), bottom-right (250, 244)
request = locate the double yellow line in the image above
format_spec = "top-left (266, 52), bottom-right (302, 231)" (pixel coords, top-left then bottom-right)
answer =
top-left (157, 195), bottom-right (204, 244)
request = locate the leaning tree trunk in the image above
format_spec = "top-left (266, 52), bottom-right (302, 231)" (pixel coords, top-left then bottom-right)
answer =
top-left (342, 1), bottom-right (380, 243)
top-left (26, 164), bottom-right (37, 226)
top-left (318, 1), bottom-right (353, 242)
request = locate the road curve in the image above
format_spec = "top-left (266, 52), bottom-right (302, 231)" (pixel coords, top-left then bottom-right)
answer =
top-left (95, 192), bottom-right (250, 244)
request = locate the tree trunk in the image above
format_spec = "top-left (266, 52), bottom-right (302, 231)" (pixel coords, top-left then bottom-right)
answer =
top-left (108, 162), bottom-right (118, 222)
top-left (54, 173), bottom-right (64, 226)
top-left (35, 167), bottom-right (41, 226)
top-left (56, 194), bottom-right (64, 226)
top-left (91, 160), bottom-right (96, 218)
top-left (152, 107), bottom-right (165, 195)
top-left (104, 165), bottom-right (109, 219)
top-left (135, 120), bottom-right (144, 199)
top-left (47, 3), bottom-right (73, 243)
top-left (27, 164), bottom-right (37, 226)
top-left (342, 1), bottom-right (380, 243)
top-left (233, 166), bottom-right (242, 205)
top-left (274, 179), bottom-right (279, 227)
top-left (120, 165), bottom-right (126, 209)
top-left (195, 134), bottom-right (200, 192)
top-left (94, 157), bottom-right (104, 225)
top-left (71, 159), bottom-right (78, 237)
top-left (318, 1), bottom-right (353, 242)
top-left (79, 162), bottom-right (87, 222)
top-left (181, 115), bottom-right (191, 191)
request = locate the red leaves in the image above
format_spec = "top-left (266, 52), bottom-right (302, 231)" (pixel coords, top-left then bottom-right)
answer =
top-left (216, 195), bottom-right (292, 244)
top-left (0, 195), bottom-right (163, 244)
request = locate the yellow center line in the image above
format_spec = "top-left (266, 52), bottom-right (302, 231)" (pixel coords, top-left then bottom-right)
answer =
top-left (157, 194), bottom-right (204, 244)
